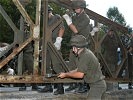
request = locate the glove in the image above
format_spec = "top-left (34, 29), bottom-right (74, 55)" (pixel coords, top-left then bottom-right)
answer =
top-left (63, 14), bottom-right (72, 26)
top-left (0, 46), bottom-right (8, 52)
top-left (117, 47), bottom-right (121, 52)
top-left (90, 27), bottom-right (99, 36)
top-left (54, 37), bottom-right (63, 50)
top-left (7, 68), bottom-right (14, 75)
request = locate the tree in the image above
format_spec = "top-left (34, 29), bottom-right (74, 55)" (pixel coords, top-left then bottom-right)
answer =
top-left (0, 1), bottom-right (70, 59)
top-left (0, 0), bottom-right (36, 43)
top-left (107, 7), bottom-right (126, 26)
top-left (0, 0), bottom-right (20, 43)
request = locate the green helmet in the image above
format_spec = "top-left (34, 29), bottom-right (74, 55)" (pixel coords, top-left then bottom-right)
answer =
top-left (71, 0), bottom-right (86, 9)
top-left (48, 5), bottom-right (53, 12)
top-left (41, 5), bottom-right (53, 14)
top-left (70, 35), bottom-right (88, 48)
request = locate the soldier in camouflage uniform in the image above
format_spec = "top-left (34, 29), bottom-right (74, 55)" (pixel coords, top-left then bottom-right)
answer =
top-left (58, 35), bottom-right (106, 99)
top-left (127, 30), bottom-right (133, 89)
top-left (38, 5), bottom-right (65, 95)
top-left (19, 22), bottom-right (35, 91)
top-left (102, 29), bottom-right (119, 73)
top-left (63, 0), bottom-right (93, 93)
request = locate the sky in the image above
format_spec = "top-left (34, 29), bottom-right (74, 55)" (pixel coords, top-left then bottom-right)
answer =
top-left (86, 0), bottom-right (133, 28)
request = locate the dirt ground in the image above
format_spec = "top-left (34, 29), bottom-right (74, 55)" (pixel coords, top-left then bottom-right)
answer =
top-left (0, 87), bottom-right (133, 100)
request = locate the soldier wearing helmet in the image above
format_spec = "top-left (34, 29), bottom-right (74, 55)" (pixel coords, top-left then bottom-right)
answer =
top-left (58, 35), bottom-right (106, 99)
top-left (70, 35), bottom-right (88, 48)
top-left (127, 29), bottom-right (133, 89)
top-left (38, 5), bottom-right (65, 95)
top-left (63, 0), bottom-right (90, 37)
top-left (71, 0), bottom-right (86, 9)
top-left (63, 0), bottom-right (99, 93)
top-left (48, 5), bottom-right (53, 13)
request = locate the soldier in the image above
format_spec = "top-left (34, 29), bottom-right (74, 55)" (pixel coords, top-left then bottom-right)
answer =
top-left (38, 5), bottom-right (65, 95)
top-left (63, 0), bottom-right (98, 93)
top-left (127, 30), bottom-right (133, 89)
top-left (102, 29), bottom-right (119, 73)
top-left (58, 35), bottom-right (106, 99)
top-left (22, 22), bottom-right (34, 75)
top-left (19, 22), bottom-right (36, 91)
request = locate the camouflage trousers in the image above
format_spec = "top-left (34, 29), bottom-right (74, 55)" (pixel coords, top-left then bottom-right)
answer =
top-left (87, 80), bottom-right (107, 100)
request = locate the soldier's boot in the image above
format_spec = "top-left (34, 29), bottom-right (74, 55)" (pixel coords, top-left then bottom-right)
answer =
top-left (32, 84), bottom-right (41, 91)
top-left (75, 83), bottom-right (89, 93)
top-left (65, 83), bottom-right (78, 92)
top-left (128, 82), bottom-right (133, 89)
top-left (0, 84), bottom-right (5, 87)
top-left (53, 83), bottom-right (58, 89)
top-left (53, 83), bottom-right (64, 95)
top-left (38, 84), bottom-right (53, 93)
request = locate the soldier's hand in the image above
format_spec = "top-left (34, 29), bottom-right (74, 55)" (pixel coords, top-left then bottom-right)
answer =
top-left (54, 37), bottom-right (63, 50)
top-left (93, 27), bottom-right (99, 33)
top-left (7, 68), bottom-right (14, 75)
top-left (90, 27), bottom-right (99, 36)
top-left (58, 72), bottom-right (66, 78)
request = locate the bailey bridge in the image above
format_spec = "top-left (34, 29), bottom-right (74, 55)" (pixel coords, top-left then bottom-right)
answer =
top-left (0, 0), bottom-right (131, 86)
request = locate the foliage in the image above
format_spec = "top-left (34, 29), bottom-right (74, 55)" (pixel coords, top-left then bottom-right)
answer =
top-left (0, 0), bottom-right (37, 43)
top-left (0, 0), bottom-right (20, 43)
top-left (25, 0), bottom-right (36, 23)
top-left (107, 7), bottom-right (126, 26)
top-left (0, 1), bottom-right (71, 59)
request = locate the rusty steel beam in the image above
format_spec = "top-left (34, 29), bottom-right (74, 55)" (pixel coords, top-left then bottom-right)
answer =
top-left (41, 0), bottom-right (69, 75)
top-left (33, 0), bottom-right (41, 75)
top-left (0, 37), bottom-right (33, 69)
top-left (98, 53), bottom-right (113, 77)
top-left (0, 75), bottom-right (83, 83)
top-left (0, 0), bottom-right (130, 84)
top-left (42, 14), bottom-right (69, 72)
top-left (48, 42), bottom-right (69, 72)
top-left (0, 75), bottom-right (131, 83)
top-left (85, 9), bottom-right (128, 33)
top-left (115, 59), bottom-right (127, 78)
top-left (42, 0), bottom-right (48, 75)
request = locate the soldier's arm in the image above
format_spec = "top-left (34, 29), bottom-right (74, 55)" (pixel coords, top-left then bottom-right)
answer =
top-left (58, 69), bottom-right (84, 79)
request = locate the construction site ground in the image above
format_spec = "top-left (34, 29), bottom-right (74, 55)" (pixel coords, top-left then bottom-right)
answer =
top-left (0, 84), bottom-right (133, 100)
